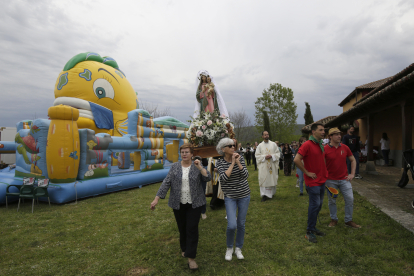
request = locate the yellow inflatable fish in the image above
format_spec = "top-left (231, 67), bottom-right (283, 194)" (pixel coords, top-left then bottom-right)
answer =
top-left (53, 52), bottom-right (138, 136)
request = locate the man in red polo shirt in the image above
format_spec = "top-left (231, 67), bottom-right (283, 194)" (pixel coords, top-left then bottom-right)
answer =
top-left (324, 128), bottom-right (361, 229)
top-left (294, 123), bottom-right (328, 243)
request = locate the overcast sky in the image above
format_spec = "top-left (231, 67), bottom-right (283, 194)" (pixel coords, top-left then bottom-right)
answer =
top-left (1, 0), bottom-right (413, 128)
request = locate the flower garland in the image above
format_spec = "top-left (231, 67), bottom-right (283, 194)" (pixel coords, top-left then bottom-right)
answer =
top-left (187, 110), bottom-right (235, 147)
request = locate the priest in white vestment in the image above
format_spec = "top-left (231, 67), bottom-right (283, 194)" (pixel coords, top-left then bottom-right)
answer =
top-left (255, 131), bottom-right (280, 201)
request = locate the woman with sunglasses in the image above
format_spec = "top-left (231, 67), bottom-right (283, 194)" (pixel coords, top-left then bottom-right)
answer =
top-left (216, 138), bottom-right (250, 261)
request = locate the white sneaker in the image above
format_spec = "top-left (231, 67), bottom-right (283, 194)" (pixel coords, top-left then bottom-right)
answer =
top-left (355, 174), bottom-right (363, 179)
top-left (235, 247), bottom-right (244, 259)
top-left (225, 248), bottom-right (233, 261)
top-left (201, 213), bottom-right (207, 220)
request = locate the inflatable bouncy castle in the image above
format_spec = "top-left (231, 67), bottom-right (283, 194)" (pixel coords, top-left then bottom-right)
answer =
top-left (0, 52), bottom-right (188, 204)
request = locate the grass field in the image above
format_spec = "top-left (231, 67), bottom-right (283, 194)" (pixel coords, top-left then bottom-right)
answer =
top-left (1, 167), bottom-right (414, 275)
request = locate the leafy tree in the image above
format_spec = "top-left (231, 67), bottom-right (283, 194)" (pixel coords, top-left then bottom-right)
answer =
top-left (262, 110), bottom-right (271, 141)
top-left (254, 83), bottom-right (298, 143)
top-left (302, 102), bottom-right (314, 138)
top-left (304, 102), bottom-right (314, 125)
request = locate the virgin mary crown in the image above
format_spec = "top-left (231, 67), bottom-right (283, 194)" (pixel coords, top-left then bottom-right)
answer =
top-left (197, 70), bottom-right (210, 80)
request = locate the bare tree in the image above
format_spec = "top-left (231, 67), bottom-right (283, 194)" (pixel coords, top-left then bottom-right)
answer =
top-left (229, 109), bottom-right (254, 143)
top-left (139, 101), bottom-right (174, 118)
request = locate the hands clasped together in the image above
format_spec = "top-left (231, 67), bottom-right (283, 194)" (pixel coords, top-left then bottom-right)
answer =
top-left (231, 153), bottom-right (241, 164)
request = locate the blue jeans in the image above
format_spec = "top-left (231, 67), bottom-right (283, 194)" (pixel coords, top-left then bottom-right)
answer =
top-left (296, 168), bottom-right (304, 193)
top-left (224, 195), bottom-right (250, 249)
top-left (347, 152), bottom-right (359, 174)
top-left (382, 150), bottom-right (390, 165)
top-left (307, 184), bottom-right (325, 231)
top-left (326, 179), bottom-right (354, 223)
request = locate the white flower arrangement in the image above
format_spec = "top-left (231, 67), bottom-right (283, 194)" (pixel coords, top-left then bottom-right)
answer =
top-left (187, 110), bottom-right (235, 147)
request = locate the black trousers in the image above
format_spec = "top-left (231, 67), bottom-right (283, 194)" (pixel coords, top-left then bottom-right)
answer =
top-left (210, 184), bottom-right (224, 208)
top-left (253, 158), bottom-right (257, 170)
top-left (173, 203), bottom-right (202, 258)
top-left (246, 156), bottom-right (251, 166)
top-left (284, 159), bottom-right (292, 176)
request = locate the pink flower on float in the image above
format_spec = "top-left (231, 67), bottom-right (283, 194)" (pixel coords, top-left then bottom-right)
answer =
top-left (207, 120), bottom-right (212, 126)
top-left (221, 133), bottom-right (225, 137)
top-left (202, 125), bottom-right (207, 130)
top-left (196, 130), bottom-right (203, 137)
top-left (225, 130), bottom-right (228, 133)
top-left (220, 114), bottom-right (226, 118)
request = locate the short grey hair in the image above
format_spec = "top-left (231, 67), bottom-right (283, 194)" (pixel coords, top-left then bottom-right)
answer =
top-left (216, 138), bottom-right (234, 155)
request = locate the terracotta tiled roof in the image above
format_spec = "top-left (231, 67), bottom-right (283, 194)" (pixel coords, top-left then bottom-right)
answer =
top-left (339, 76), bottom-right (393, 107)
top-left (354, 63), bottom-right (414, 106)
top-left (301, 116), bottom-right (337, 133)
top-left (355, 77), bottom-right (393, 89)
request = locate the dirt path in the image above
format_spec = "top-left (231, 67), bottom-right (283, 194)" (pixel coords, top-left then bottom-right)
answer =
top-left (352, 164), bottom-right (414, 234)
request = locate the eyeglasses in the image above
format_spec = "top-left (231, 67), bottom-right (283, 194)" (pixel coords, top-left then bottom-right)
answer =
top-left (225, 144), bottom-right (235, 148)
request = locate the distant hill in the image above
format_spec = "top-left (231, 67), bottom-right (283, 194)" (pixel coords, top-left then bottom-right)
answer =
top-left (295, 124), bottom-right (305, 135)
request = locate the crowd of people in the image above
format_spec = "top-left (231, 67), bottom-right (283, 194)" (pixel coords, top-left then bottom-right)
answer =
top-left (150, 125), bottom-right (364, 270)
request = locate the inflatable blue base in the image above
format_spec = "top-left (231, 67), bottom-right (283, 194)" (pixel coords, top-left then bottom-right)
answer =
top-left (0, 166), bottom-right (166, 205)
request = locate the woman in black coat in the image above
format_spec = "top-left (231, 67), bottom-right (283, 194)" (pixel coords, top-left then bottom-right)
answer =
top-left (283, 143), bottom-right (293, 176)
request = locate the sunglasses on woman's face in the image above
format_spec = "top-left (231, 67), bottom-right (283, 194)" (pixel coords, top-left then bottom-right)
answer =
top-left (225, 144), bottom-right (235, 148)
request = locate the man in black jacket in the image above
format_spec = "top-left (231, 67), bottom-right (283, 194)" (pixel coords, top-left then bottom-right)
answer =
top-left (245, 143), bottom-right (252, 166)
top-left (342, 126), bottom-right (362, 179)
top-left (252, 142), bottom-right (258, 170)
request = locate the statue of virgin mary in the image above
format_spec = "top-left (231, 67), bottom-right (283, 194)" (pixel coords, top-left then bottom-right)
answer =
top-left (193, 70), bottom-right (229, 118)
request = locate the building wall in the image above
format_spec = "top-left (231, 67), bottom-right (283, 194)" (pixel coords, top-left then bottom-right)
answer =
top-left (374, 106), bottom-right (401, 167)
top-left (373, 105), bottom-right (402, 150)
top-left (343, 93), bottom-right (365, 141)
top-left (357, 105), bottom-right (414, 168)
top-left (341, 91), bottom-right (414, 168)
top-left (342, 91), bottom-right (366, 112)
top-left (343, 96), bottom-right (356, 112)
top-left (342, 100), bottom-right (355, 113)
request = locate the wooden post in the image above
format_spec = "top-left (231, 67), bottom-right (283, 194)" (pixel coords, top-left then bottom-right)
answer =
top-left (401, 100), bottom-right (413, 168)
top-left (364, 114), bottom-right (378, 173)
top-left (367, 114), bottom-right (374, 161)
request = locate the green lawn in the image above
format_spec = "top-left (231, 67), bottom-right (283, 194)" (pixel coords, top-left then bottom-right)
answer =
top-left (1, 167), bottom-right (414, 275)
